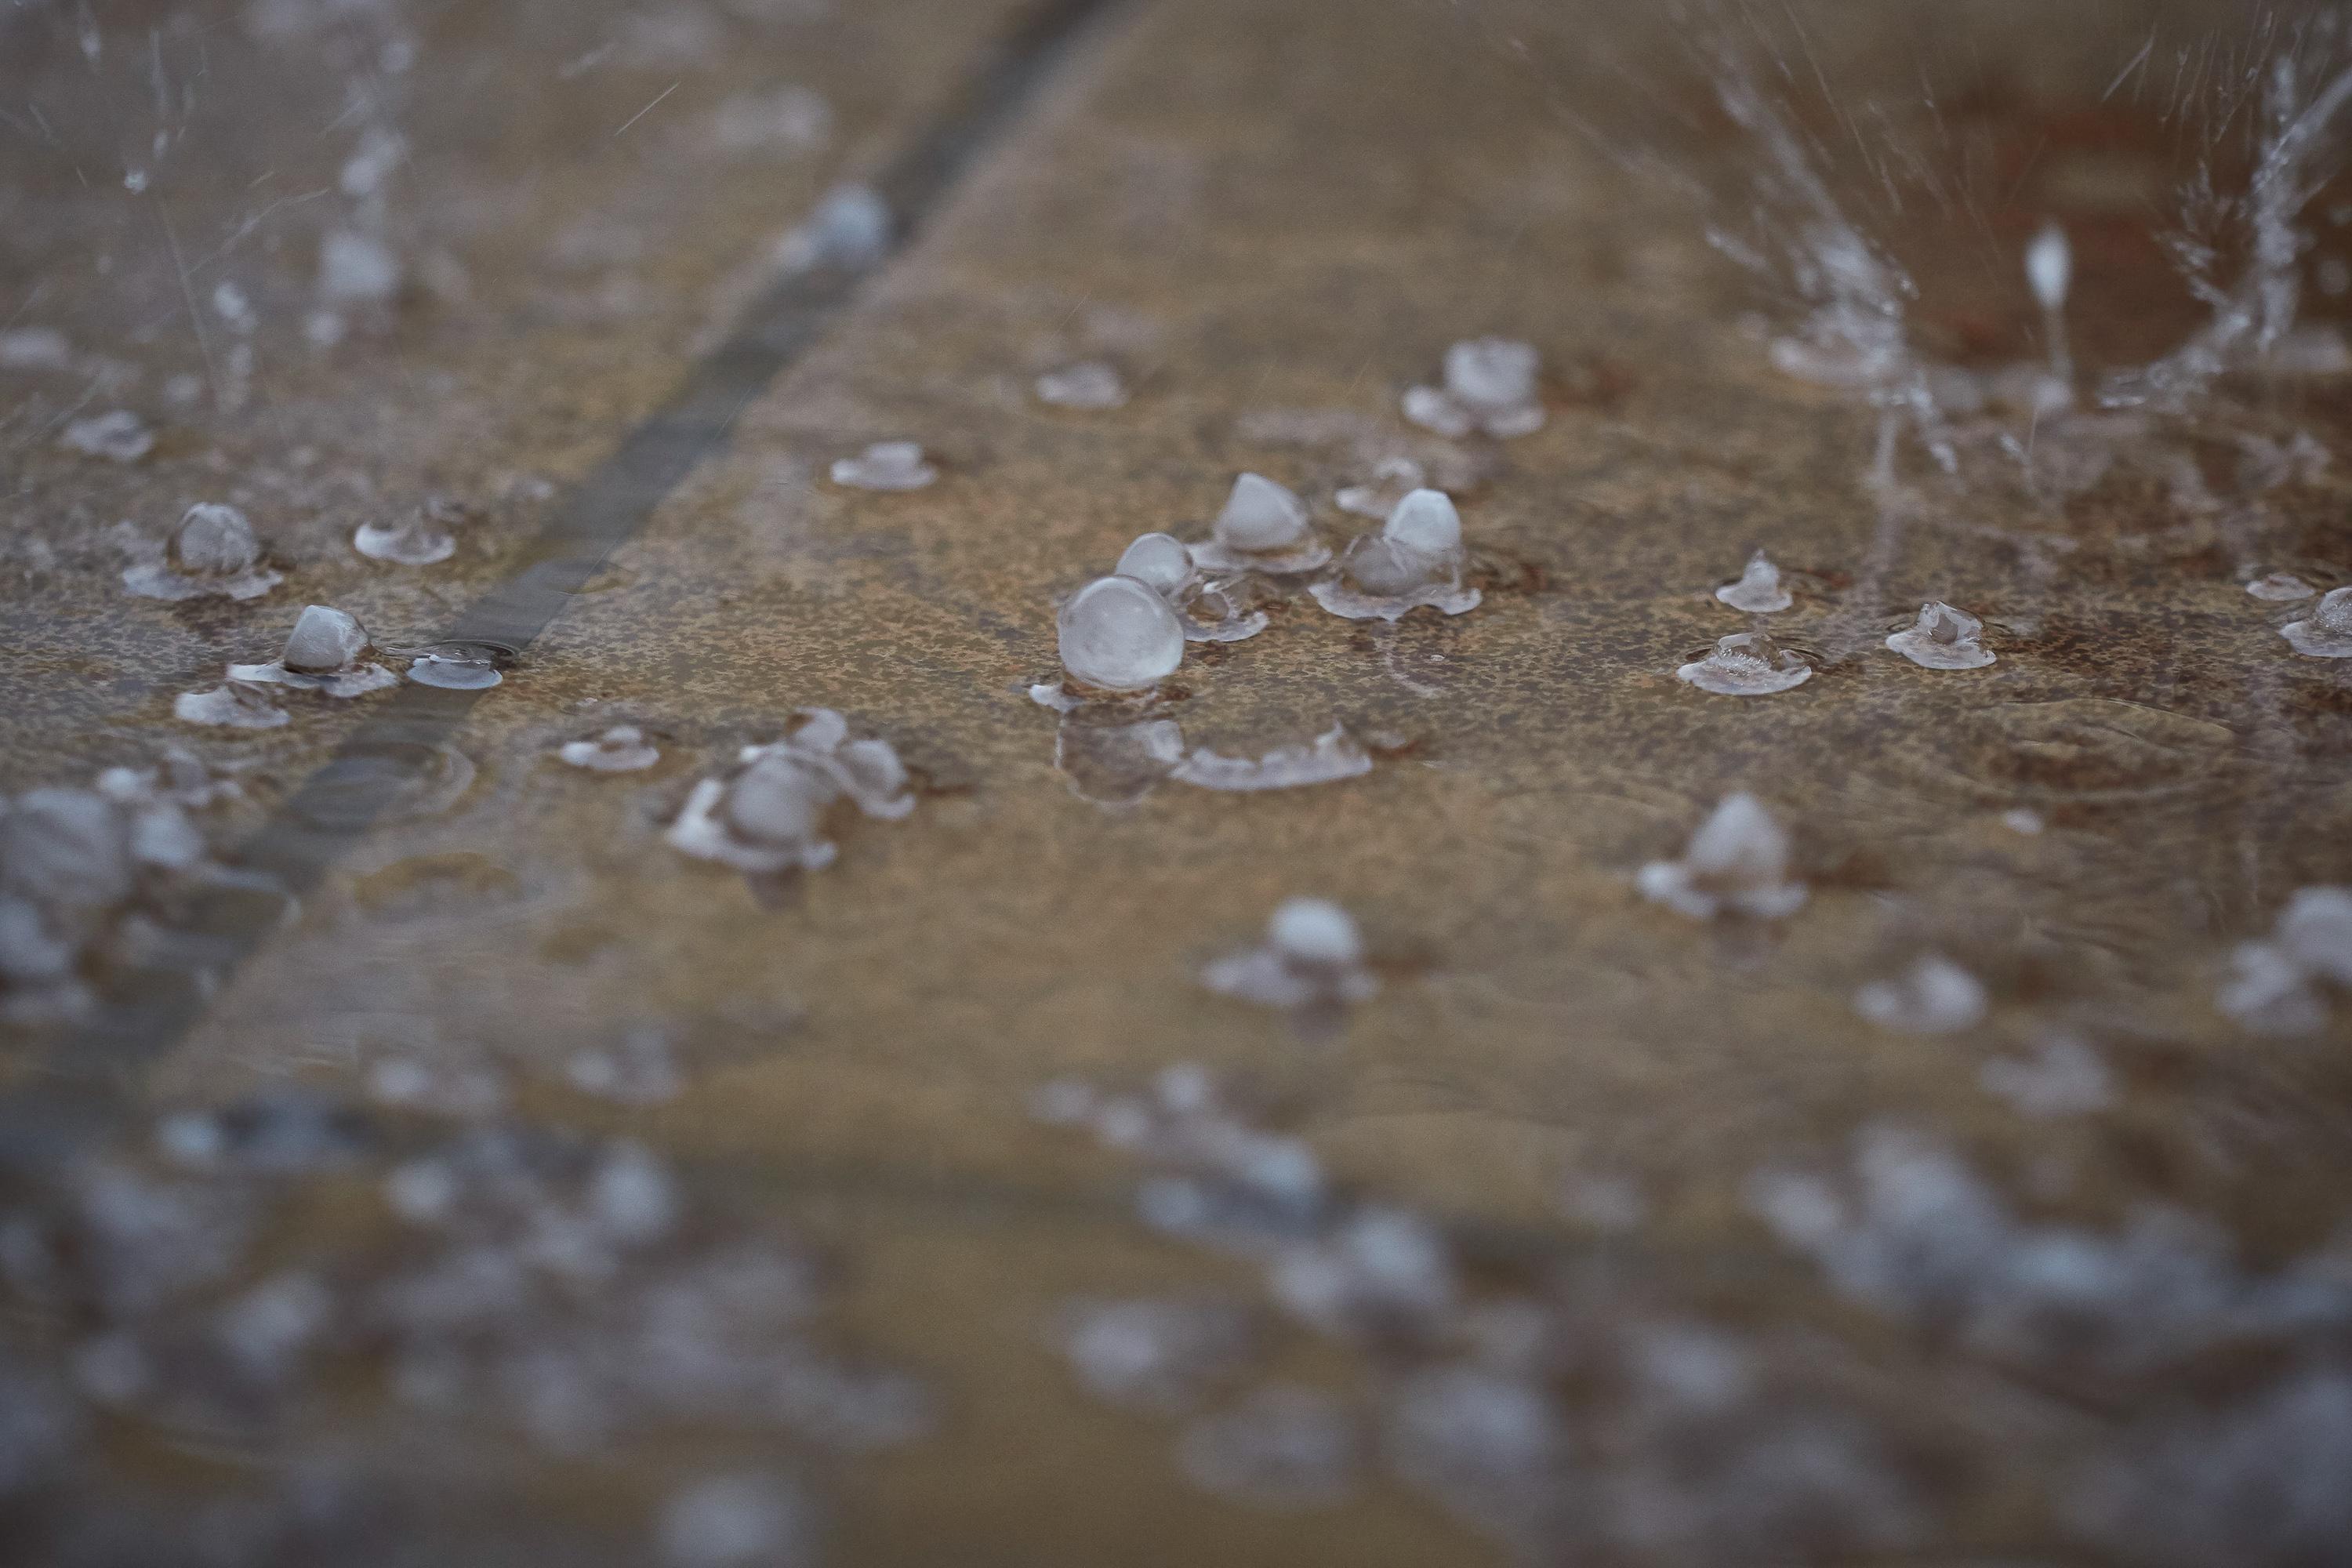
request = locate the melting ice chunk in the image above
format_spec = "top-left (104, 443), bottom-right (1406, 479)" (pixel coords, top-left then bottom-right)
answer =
top-left (1675, 632), bottom-right (1812, 695)
top-left (775, 183), bottom-right (891, 272)
top-left (60, 409), bottom-right (154, 463)
top-left (2026, 223), bottom-right (2072, 314)
top-left (2245, 572), bottom-right (2317, 602)
top-left (319, 228), bottom-right (400, 306)
top-left (1036, 361), bottom-right (1128, 410)
top-left (1886, 601), bottom-right (1995, 670)
top-left (226, 605), bottom-right (397, 697)
top-left (1853, 956), bottom-right (1987, 1034)
top-left (2281, 586), bottom-right (2352, 657)
top-left (1404, 338), bottom-right (1544, 439)
top-left (1715, 550), bottom-right (1791, 613)
top-left (1192, 473), bottom-right (1328, 573)
top-left (1635, 793), bottom-right (1807, 920)
top-left (1116, 532), bottom-right (1267, 644)
top-left (829, 441), bottom-right (936, 492)
top-left (666, 710), bottom-right (913, 875)
top-left (1203, 898), bottom-right (1377, 1011)
top-left (173, 681), bottom-right (289, 730)
top-left (354, 499), bottom-right (459, 565)
top-left (1044, 575), bottom-right (1186, 699)
top-left (122, 503), bottom-right (283, 601)
top-left (405, 648), bottom-right (504, 690)
top-left (1335, 456), bottom-right (1426, 519)
top-left (2219, 887), bottom-right (2352, 1035)
top-left (1309, 488), bottom-right (1480, 622)
top-left (559, 726), bottom-right (661, 772)
top-left (1171, 726), bottom-right (1372, 793)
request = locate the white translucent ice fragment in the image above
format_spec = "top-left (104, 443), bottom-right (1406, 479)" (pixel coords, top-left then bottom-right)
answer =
top-left (1853, 956), bottom-right (1987, 1034)
top-left (2217, 939), bottom-right (2328, 1036)
top-left (1171, 726), bottom-right (1372, 792)
top-left (2276, 886), bottom-right (2352, 987)
top-left (1999, 808), bottom-right (2045, 835)
top-left (2245, 572), bottom-right (2317, 602)
top-left (2281, 586), bottom-right (2352, 657)
top-left (1404, 339), bottom-right (1545, 438)
top-left (775, 183), bottom-right (891, 272)
top-left (1886, 601), bottom-right (1996, 669)
top-left (227, 605), bottom-right (397, 697)
top-left (1177, 1385), bottom-right (1359, 1508)
top-left (1036, 361), bottom-right (1127, 410)
top-left (123, 503), bottom-right (283, 601)
top-left (710, 85), bottom-right (832, 154)
top-left (1675, 631), bottom-right (1812, 695)
top-left (173, 681), bottom-right (289, 730)
top-left (1335, 456), bottom-right (1426, 519)
top-left (1206, 473), bottom-right (1317, 560)
top-left (1715, 550), bottom-right (1791, 612)
top-left (1310, 488), bottom-right (1479, 622)
top-left (406, 652), bottom-right (503, 690)
top-left (559, 726), bottom-right (660, 772)
top-left (0, 327), bottom-right (72, 369)
top-left (2026, 223), bottom-right (2072, 314)
top-left (60, 410), bottom-right (153, 463)
top-left (666, 716), bottom-right (913, 873)
top-left (1636, 792), bottom-right (1807, 920)
top-left (319, 228), bottom-right (400, 305)
top-left (1054, 575), bottom-right (1185, 694)
top-left (354, 506), bottom-right (456, 564)
top-left (1115, 532), bottom-right (1195, 598)
top-left (1203, 898), bottom-right (1377, 1009)
top-left (1057, 1297), bottom-right (1258, 1413)
top-left (829, 440), bottom-right (935, 491)
top-left (1980, 1033), bottom-right (2110, 1118)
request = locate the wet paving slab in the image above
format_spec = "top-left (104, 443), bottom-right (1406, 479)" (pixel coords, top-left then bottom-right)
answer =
top-left (5, 0), bottom-right (2352, 1563)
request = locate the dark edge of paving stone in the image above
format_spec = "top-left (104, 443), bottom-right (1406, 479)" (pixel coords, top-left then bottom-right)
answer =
top-left (0, 0), bottom-right (1138, 1171)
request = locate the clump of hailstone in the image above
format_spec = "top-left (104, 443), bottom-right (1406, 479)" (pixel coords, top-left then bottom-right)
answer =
top-left (172, 679), bottom-right (289, 730)
top-left (1853, 955), bottom-right (1987, 1034)
top-left (354, 498), bottom-right (459, 565)
top-left (2216, 885), bottom-right (2352, 1036)
top-left (1636, 793), bottom-right (1807, 920)
top-left (666, 709), bottom-right (913, 875)
top-left (829, 440), bottom-right (935, 492)
top-left (1171, 725), bottom-right (1372, 793)
top-left (1114, 532), bottom-right (1266, 644)
top-left (2281, 585), bottom-right (2352, 657)
top-left (1403, 338), bottom-right (1545, 439)
top-left (1191, 473), bottom-right (1328, 574)
top-left (226, 605), bottom-right (397, 698)
top-left (1335, 456), bottom-right (1426, 520)
top-left (1715, 550), bottom-right (1791, 612)
top-left (1202, 898), bottom-right (1377, 1011)
top-left (1308, 488), bottom-right (1480, 622)
top-left (60, 410), bottom-right (154, 463)
top-left (1675, 631), bottom-right (1812, 695)
top-left (1033, 575), bottom-right (1186, 708)
top-left (1036, 361), bottom-right (1127, 410)
top-left (122, 503), bottom-right (283, 602)
top-left (1886, 601), bottom-right (1994, 669)
top-left (2245, 571), bottom-right (2316, 602)
top-left (558, 726), bottom-right (661, 773)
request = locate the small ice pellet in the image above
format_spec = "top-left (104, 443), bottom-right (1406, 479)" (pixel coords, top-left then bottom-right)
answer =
top-left (282, 605), bottom-right (370, 673)
top-left (2281, 586), bottom-right (2352, 657)
top-left (319, 228), bottom-right (400, 304)
top-left (1446, 337), bottom-right (1541, 411)
top-left (1715, 550), bottom-right (1791, 613)
top-left (559, 726), bottom-right (660, 772)
top-left (2026, 223), bottom-right (2072, 313)
top-left (174, 504), bottom-right (263, 575)
top-left (1675, 632), bottom-right (1812, 695)
top-left (2245, 572), bottom-right (2317, 602)
top-left (1636, 793), bottom-right (1807, 920)
top-left (829, 441), bottom-right (936, 492)
top-left (724, 754), bottom-right (827, 847)
top-left (1853, 956), bottom-right (1987, 1035)
top-left (1268, 898), bottom-right (1363, 968)
top-left (1036, 361), bottom-right (1128, 410)
top-left (1057, 575), bottom-right (1185, 693)
top-left (406, 652), bottom-right (503, 690)
top-left (173, 681), bottom-right (289, 730)
top-left (1381, 488), bottom-right (1461, 558)
top-left (1311, 489), bottom-right (1479, 620)
top-left (1215, 473), bottom-right (1312, 554)
top-left (1115, 532), bottom-right (1195, 598)
top-left (354, 507), bottom-right (457, 565)
top-left (60, 409), bottom-right (154, 463)
top-left (1886, 601), bottom-right (1995, 670)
